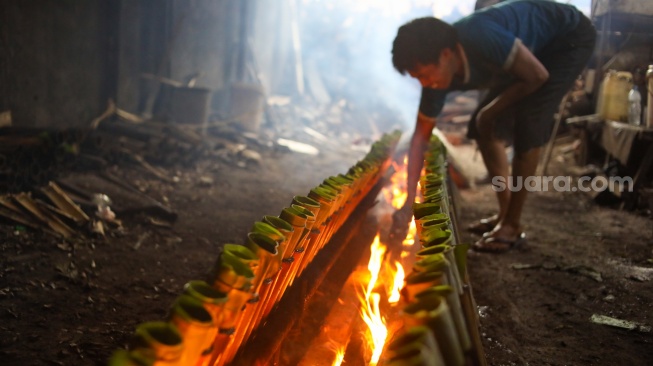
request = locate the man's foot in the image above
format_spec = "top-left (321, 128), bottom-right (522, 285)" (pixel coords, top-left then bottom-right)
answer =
top-left (472, 224), bottom-right (526, 253)
top-left (467, 214), bottom-right (499, 235)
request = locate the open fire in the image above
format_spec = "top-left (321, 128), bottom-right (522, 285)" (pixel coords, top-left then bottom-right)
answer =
top-left (330, 154), bottom-right (417, 365)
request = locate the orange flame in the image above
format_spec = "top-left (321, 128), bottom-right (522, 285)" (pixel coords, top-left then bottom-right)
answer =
top-left (359, 234), bottom-right (388, 365)
top-left (387, 260), bottom-right (405, 304)
top-left (331, 344), bottom-right (346, 366)
top-left (383, 156), bottom-right (409, 210)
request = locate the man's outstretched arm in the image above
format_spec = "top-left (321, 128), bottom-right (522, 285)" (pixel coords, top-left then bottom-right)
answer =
top-left (391, 113), bottom-right (436, 238)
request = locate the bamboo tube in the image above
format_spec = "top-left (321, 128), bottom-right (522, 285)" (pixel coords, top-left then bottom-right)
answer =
top-left (209, 247), bottom-right (255, 366)
top-left (413, 250), bottom-right (462, 297)
top-left (108, 350), bottom-right (154, 366)
top-left (182, 281), bottom-right (228, 366)
top-left (414, 285), bottom-right (471, 352)
top-left (412, 202), bottom-right (444, 221)
top-left (415, 213), bottom-right (451, 241)
top-left (241, 222), bottom-right (289, 345)
top-left (220, 233), bottom-right (280, 364)
top-left (382, 325), bottom-right (444, 366)
top-left (168, 295), bottom-right (216, 366)
top-left (403, 270), bottom-right (445, 302)
top-left (129, 321), bottom-right (184, 366)
top-left (401, 295), bottom-right (464, 366)
top-left (260, 215), bottom-right (297, 317)
top-left (287, 204), bottom-right (315, 282)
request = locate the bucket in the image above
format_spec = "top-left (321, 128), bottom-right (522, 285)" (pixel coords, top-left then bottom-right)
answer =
top-left (596, 70), bottom-right (633, 122)
top-left (154, 84), bottom-right (212, 125)
top-left (229, 83), bottom-right (265, 133)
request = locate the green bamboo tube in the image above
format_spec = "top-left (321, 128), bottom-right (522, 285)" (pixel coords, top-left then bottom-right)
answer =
top-left (414, 285), bottom-right (471, 352)
top-left (415, 213), bottom-right (451, 241)
top-left (412, 202), bottom-right (444, 221)
top-left (261, 215), bottom-right (295, 314)
top-left (416, 244), bottom-right (463, 295)
top-left (183, 280), bottom-right (228, 333)
top-left (422, 187), bottom-right (450, 214)
top-left (240, 225), bottom-right (289, 348)
top-left (108, 350), bottom-right (154, 366)
top-left (277, 206), bottom-right (309, 303)
top-left (250, 221), bottom-right (285, 243)
top-left (290, 199), bottom-right (323, 276)
top-left (280, 206), bottom-right (308, 256)
top-left (401, 295), bottom-right (464, 366)
top-left (414, 251), bottom-right (462, 298)
top-left (210, 248), bottom-right (254, 335)
top-left (292, 195), bottom-right (321, 221)
top-left (228, 233), bottom-right (279, 358)
top-left (168, 295), bottom-right (216, 366)
top-left (288, 204), bottom-right (316, 281)
top-left (130, 321), bottom-right (183, 366)
top-left (383, 325), bottom-right (444, 366)
top-left (245, 232), bottom-right (279, 296)
top-left (404, 270), bottom-right (445, 302)
top-left (313, 184), bottom-right (340, 243)
top-left (318, 183), bottom-right (344, 240)
top-left (420, 229), bottom-right (453, 249)
top-left (307, 188), bottom-right (336, 250)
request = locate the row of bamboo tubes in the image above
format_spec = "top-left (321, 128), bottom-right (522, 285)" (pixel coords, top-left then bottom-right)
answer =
top-left (108, 130), bottom-right (402, 366)
top-left (378, 135), bottom-right (484, 366)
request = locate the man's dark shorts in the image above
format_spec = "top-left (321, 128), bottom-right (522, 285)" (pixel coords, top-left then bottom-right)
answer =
top-left (467, 15), bottom-right (596, 153)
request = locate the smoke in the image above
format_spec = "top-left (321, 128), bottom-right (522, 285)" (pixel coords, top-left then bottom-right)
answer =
top-left (295, 0), bottom-right (476, 131)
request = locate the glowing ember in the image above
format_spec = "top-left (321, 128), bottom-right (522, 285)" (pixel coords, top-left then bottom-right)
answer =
top-left (387, 260), bottom-right (405, 304)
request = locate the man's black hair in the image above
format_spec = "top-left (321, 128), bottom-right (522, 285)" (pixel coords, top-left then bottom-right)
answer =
top-left (391, 17), bottom-right (459, 75)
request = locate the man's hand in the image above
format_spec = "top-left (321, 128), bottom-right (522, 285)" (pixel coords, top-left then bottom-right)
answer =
top-left (390, 203), bottom-right (413, 241)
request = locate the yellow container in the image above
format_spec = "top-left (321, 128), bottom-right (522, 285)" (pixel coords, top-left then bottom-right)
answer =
top-left (597, 70), bottom-right (633, 122)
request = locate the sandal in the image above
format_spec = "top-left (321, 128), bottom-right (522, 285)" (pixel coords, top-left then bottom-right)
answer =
top-left (467, 216), bottom-right (498, 235)
top-left (472, 232), bottom-right (526, 253)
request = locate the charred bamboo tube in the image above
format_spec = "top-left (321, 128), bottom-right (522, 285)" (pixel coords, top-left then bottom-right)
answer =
top-left (129, 321), bottom-right (184, 366)
top-left (209, 246), bottom-right (255, 366)
top-left (401, 294), bottom-right (464, 366)
top-left (382, 325), bottom-right (444, 366)
top-left (168, 295), bottom-right (216, 366)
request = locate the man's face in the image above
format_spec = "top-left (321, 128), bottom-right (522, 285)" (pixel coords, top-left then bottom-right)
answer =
top-left (408, 48), bottom-right (455, 89)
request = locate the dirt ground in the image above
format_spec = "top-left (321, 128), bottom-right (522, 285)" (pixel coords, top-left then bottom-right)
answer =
top-left (0, 132), bottom-right (652, 366)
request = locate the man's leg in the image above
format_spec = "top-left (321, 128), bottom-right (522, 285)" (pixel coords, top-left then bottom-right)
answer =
top-left (495, 146), bottom-right (541, 237)
top-left (476, 134), bottom-right (510, 222)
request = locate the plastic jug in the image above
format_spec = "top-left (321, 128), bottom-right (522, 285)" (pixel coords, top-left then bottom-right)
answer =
top-left (596, 70), bottom-right (633, 122)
